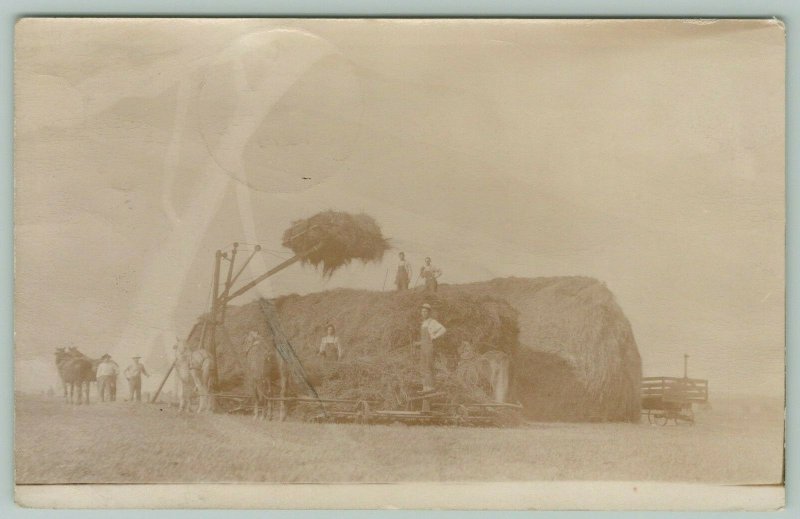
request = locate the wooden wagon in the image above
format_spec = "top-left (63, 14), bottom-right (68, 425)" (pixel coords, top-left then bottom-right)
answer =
top-left (640, 377), bottom-right (708, 425)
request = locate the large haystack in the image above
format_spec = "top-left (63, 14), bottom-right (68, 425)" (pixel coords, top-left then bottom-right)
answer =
top-left (453, 277), bottom-right (642, 422)
top-left (189, 276), bottom-right (641, 422)
top-left (187, 290), bottom-right (519, 405)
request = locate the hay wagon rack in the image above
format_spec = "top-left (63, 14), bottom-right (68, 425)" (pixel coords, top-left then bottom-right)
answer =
top-left (212, 391), bottom-right (523, 427)
top-left (641, 355), bottom-right (708, 425)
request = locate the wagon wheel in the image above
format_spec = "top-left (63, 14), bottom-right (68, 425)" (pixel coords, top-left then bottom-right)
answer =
top-left (683, 406), bottom-right (695, 425)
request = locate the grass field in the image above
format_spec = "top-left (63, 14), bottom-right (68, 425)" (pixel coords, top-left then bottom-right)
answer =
top-left (14, 393), bottom-right (783, 485)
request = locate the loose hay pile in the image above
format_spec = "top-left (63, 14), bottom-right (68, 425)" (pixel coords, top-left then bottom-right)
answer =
top-left (188, 289), bottom-right (519, 409)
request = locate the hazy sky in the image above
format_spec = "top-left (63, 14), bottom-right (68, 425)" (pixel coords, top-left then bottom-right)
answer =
top-left (14, 19), bottom-right (785, 396)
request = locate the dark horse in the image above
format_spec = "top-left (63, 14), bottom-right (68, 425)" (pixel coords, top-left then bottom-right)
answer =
top-left (243, 331), bottom-right (288, 421)
top-left (55, 347), bottom-right (99, 404)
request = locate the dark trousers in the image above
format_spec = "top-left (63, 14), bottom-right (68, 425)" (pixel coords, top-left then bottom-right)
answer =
top-left (420, 339), bottom-right (434, 390)
top-left (128, 377), bottom-right (142, 402)
top-left (424, 277), bottom-right (438, 292)
top-left (396, 269), bottom-right (409, 291)
top-left (97, 376), bottom-right (115, 402)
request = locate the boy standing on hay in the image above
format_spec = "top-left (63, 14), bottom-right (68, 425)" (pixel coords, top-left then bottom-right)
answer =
top-left (416, 303), bottom-right (447, 393)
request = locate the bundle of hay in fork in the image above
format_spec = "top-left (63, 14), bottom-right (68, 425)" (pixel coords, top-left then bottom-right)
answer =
top-left (282, 210), bottom-right (390, 277)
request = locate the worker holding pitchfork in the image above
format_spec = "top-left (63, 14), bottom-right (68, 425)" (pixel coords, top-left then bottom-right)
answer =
top-left (416, 303), bottom-right (447, 394)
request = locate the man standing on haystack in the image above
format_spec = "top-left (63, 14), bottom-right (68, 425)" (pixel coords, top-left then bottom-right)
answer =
top-left (395, 251), bottom-right (412, 291)
top-left (416, 303), bottom-right (447, 393)
top-left (124, 356), bottom-right (149, 402)
top-left (420, 257), bottom-right (442, 292)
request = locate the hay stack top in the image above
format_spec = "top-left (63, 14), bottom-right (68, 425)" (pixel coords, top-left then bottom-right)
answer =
top-left (282, 210), bottom-right (390, 277)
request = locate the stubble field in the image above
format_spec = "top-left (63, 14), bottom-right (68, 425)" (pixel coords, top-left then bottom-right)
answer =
top-left (15, 393), bottom-right (783, 484)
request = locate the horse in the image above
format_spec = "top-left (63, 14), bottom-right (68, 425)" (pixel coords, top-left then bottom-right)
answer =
top-left (174, 340), bottom-right (214, 413)
top-left (54, 347), bottom-right (98, 404)
top-left (456, 341), bottom-right (510, 403)
top-left (243, 330), bottom-right (288, 421)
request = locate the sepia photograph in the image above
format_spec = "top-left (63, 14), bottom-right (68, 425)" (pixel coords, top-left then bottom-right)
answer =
top-left (13, 17), bottom-right (785, 509)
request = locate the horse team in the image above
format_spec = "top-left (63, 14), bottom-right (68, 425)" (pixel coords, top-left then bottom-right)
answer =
top-left (53, 347), bottom-right (137, 404)
top-left (54, 347), bottom-right (99, 404)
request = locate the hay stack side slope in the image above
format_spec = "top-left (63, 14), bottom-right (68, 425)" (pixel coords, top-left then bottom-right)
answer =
top-left (454, 277), bottom-right (642, 422)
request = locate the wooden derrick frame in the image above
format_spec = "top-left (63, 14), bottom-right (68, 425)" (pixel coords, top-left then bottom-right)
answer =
top-left (151, 228), bottom-right (320, 405)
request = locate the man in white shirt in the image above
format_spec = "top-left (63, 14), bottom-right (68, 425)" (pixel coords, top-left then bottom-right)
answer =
top-left (95, 354), bottom-right (119, 402)
top-left (417, 303), bottom-right (446, 393)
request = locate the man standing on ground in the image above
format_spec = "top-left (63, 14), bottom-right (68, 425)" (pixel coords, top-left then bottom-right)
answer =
top-left (124, 356), bottom-right (149, 402)
top-left (420, 257), bottom-right (442, 292)
top-left (416, 303), bottom-right (446, 393)
top-left (95, 354), bottom-right (119, 402)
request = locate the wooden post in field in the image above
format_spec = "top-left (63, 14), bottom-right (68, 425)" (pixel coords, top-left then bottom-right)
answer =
top-left (150, 359), bottom-right (176, 403)
top-left (208, 250), bottom-right (223, 390)
top-left (219, 243), bottom-right (238, 324)
top-left (684, 354), bottom-right (689, 379)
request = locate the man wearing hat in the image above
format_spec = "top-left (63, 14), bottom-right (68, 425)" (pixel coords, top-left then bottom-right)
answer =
top-left (416, 303), bottom-right (447, 393)
top-left (95, 354), bottom-right (119, 402)
top-left (124, 356), bottom-right (149, 402)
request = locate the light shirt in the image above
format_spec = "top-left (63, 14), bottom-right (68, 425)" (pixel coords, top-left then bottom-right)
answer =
top-left (96, 361), bottom-right (118, 378)
top-left (319, 335), bottom-right (343, 358)
top-left (421, 318), bottom-right (446, 341)
top-left (124, 362), bottom-right (148, 378)
top-left (420, 264), bottom-right (442, 279)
